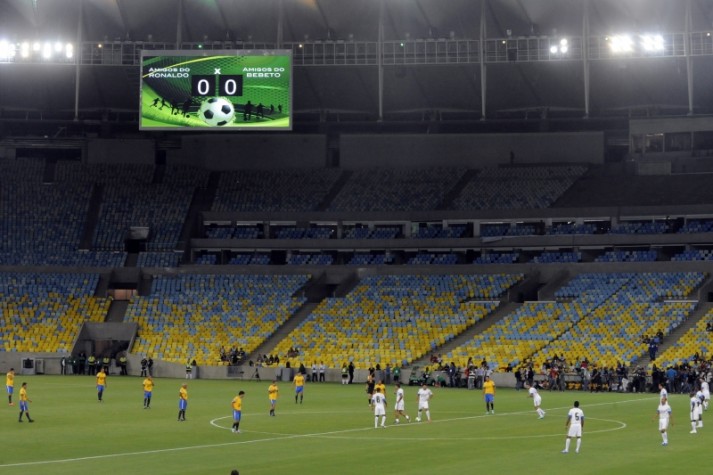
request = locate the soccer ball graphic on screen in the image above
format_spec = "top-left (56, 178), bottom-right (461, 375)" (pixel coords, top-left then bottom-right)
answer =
top-left (198, 97), bottom-right (235, 126)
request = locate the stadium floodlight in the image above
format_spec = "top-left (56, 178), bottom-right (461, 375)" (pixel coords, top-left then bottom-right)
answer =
top-left (0, 40), bottom-right (17, 60)
top-left (54, 41), bottom-right (63, 53)
top-left (608, 34), bottom-right (633, 53)
top-left (549, 38), bottom-right (569, 56)
top-left (32, 42), bottom-right (40, 52)
top-left (20, 42), bottom-right (30, 58)
top-left (641, 34), bottom-right (664, 52)
top-left (65, 43), bottom-right (74, 59)
top-left (42, 42), bottom-right (52, 59)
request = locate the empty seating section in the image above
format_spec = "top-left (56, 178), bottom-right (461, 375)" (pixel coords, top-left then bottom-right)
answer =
top-left (126, 274), bottom-right (309, 365)
top-left (92, 183), bottom-right (192, 251)
top-left (275, 227), bottom-right (333, 239)
top-left (480, 223), bottom-right (510, 237)
top-left (656, 308), bottom-right (713, 368)
top-left (595, 250), bottom-right (658, 262)
top-left (212, 169), bottom-right (341, 212)
top-left (672, 249), bottom-right (713, 261)
top-left (550, 223), bottom-right (598, 235)
top-left (446, 301), bottom-right (589, 370)
top-left (136, 251), bottom-right (183, 268)
top-left (195, 253), bottom-right (219, 265)
top-left (55, 161), bottom-right (154, 184)
top-left (55, 162), bottom-right (193, 252)
top-left (447, 272), bottom-right (703, 369)
top-left (413, 225), bottom-right (467, 238)
top-left (609, 221), bottom-right (668, 234)
top-left (530, 272), bottom-right (704, 367)
top-left (328, 167), bottom-right (466, 212)
top-left (347, 253), bottom-right (392, 265)
top-left (0, 159), bottom-right (111, 265)
top-left (0, 273), bottom-right (109, 352)
top-left (473, 252), bottom-right (519, 264)
top-left (407, 253), bottom-right (458, 265)
top-left (286, 253), bottom-right (334, 265)
top-left (162, 165), bottom-right (211, 188)
top-left (678, 219), bottom-right (713, 233)
top-left (452, 166), bottom-right (587, 210)
top-left (205, 225), bottom-right (261, 239)
top-left (273, 273), bottom-right (523, 369)
top-left (532, 251), bottom-right (581, 263)
top-left (227, 253), bottom-right (271, 265)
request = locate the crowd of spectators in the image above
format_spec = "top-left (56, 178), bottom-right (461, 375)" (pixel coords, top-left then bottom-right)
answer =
top-left (220, 346), bottom-right (300, 366)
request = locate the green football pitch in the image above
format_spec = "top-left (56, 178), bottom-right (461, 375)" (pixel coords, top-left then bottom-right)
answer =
top-left (0, 375), bottom-right (706, 474)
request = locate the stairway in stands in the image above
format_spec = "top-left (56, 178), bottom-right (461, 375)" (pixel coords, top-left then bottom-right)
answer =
top-left (437, 168), bottom-right (479, 210)
top-left (634, 301), bottom-right (713, 369)
top-left (316, 169), bottom-right (352, 211)
top-left (79, 184), bottom-right (104, 250)
top-left (410, 301), bottom-right (521, 367)
top-left (176, 171), bottom-right (221, 259)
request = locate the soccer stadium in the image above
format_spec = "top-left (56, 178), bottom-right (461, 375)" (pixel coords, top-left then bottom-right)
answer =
top-left (1, 0), bottom-right (713, 473)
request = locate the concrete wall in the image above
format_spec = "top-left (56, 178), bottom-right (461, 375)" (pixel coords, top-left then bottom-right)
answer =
top-left (340, 132), bottom-right (604, 169)
top-left (167, 134), bottom-right (327, 170)
top-left (87, 138), bottom-right (155, 165)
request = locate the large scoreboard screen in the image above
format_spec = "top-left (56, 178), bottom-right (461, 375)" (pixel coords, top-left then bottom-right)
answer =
top-left (139, 50), bottom-right (292, 131)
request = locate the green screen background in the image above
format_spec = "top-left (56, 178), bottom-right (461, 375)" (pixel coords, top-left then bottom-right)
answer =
top-left (140, 52), bottom-right (291, 130)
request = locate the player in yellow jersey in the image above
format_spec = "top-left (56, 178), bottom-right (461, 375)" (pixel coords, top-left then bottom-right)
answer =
top-left (6, 368), bottom-right (15, 406)
top-left (268, 380), bottom-right (279, 416)
top-left (231, 390), bottom-right (246, 433)
top-left (96, 368), bottom-right (107, 402)
top-left (178, 383), bottom-right (188, 421)
top-left (483, 375), bottom-right (496, 414)
top-left (294, 372), bottom-right (305, 404)
top-left (143, 376), bottom-right (154, 409)
top-left (18, 382), bottom-right (34, 423)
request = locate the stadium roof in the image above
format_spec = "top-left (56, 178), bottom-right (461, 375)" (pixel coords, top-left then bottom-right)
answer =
top-left (1, 0), bottom-right (712, 119)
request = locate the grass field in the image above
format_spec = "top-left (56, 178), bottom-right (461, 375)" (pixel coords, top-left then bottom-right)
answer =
top-left (0, 375), bottom-right (707, 474)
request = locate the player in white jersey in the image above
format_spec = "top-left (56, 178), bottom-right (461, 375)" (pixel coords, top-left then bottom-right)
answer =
top-left (371, 387), bottom-right (387, 428)
top-left (562, 401), bottom-right (584, 454)
top-left (658, 383), bottom-right (668, 403)
top-left (695, 389), bottom-right (705, 428)
top-left (689, 392), bottom-right (702, 433)
top-left (654, 396), bottom-right (673, 446)
top-left (416, 383), bottom-right (433, 422)
top-left (700, 379), bottom-right (710, 411)
top-left (526, 384), bottom-right (546, 419)
top-left (393, 383), bottom-right (410, 424)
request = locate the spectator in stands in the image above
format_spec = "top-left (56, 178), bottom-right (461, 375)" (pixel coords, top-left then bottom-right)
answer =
top-left (649, 340), bottom-right (658, 361)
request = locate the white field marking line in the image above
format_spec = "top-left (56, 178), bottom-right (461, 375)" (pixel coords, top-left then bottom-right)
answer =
top-left (0, 396), bottom-right (649, 469)
top-left (0, 424), bottom-right (378, 468)
top-left (297, 417), bottom-right (627, 441)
